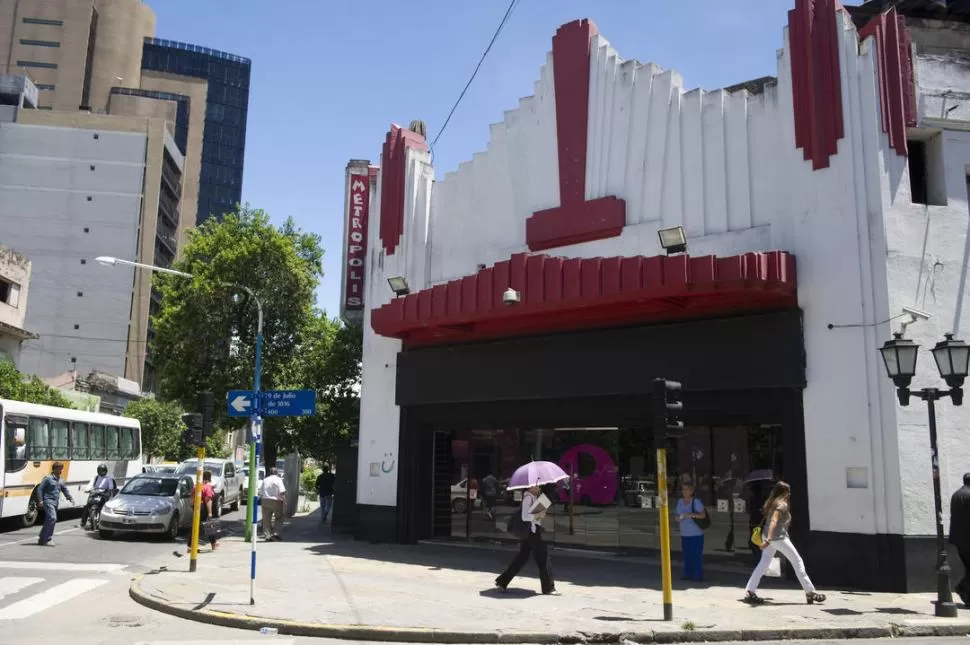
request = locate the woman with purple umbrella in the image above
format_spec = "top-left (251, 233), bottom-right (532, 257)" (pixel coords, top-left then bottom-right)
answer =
top-left (495, 461), bottom-right (566, 595)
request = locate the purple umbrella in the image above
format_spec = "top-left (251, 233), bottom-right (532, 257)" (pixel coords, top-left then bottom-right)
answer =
top-left (506, 461), bottom-right (569, 490)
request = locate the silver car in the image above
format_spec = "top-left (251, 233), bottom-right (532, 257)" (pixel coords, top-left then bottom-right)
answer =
top-left (98, 474), bottom-right (194, 540)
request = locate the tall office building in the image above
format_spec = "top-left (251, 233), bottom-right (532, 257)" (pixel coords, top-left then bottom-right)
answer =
top-left (0, 74), bottom-right (184, 389)
top-left (141, 39), bottom-right (250, 224)
top-left (0, 0), bottom-right (251, 390)
top-left (0, 0), bottom-right (155, 112)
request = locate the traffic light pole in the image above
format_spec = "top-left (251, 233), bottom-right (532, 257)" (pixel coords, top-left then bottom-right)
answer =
top-left (652, 377), bottom-right (682, 622)
top-left (188, 445), bottom-right (206, 573)
top-left (656, 447), bottom-right (673, 621)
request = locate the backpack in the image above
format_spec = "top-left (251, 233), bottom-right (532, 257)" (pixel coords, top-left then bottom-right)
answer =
top-left (693, 498), bottom-right (711, 530)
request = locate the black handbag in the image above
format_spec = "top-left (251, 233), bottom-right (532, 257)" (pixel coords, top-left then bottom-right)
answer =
top-left (693, 498), bottom-right (711, 530)
top-left (202, 518), bottom-right (223, 540)
top-left (506, 510), bottom-right (530, 539)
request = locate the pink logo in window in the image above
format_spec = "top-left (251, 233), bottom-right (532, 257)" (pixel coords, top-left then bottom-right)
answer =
top-left (558, 443), bottom-right (617, 505)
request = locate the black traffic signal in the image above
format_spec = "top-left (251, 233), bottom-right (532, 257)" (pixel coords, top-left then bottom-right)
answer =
top-left (653, 378), bottom-right (684, 442)
top-left (198, 391), bottom-right (214, 439)
top-left (181, 413), bottom-right (203, 446)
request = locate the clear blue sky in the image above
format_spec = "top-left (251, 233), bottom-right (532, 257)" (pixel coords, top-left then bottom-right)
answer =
top-left (147, 1), bottom-right (795, 318)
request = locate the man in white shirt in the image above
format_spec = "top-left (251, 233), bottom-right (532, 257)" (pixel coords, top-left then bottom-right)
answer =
top-left (258, 467), bottom-right (286, 541)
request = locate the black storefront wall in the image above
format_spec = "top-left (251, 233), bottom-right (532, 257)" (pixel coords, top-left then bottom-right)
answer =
top-left (359, 309), bottom-right (903, 592)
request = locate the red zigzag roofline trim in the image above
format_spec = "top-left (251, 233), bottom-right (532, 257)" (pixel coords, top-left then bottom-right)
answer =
top-left (371, 251), bottom-right (797, 347)
top-left (379, 125), bottom-right (428, 256)
top-left (858, 7), bottom-right (917, 156)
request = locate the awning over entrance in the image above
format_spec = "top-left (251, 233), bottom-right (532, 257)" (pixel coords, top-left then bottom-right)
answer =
top-left (371, 251), bottom-right (797, 346)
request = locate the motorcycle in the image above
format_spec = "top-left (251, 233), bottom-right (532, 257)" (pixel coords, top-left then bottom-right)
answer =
top-left (82, 489), bottom-right (113, 531)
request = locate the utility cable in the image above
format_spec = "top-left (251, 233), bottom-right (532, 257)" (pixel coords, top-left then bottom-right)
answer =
top-left (429, 0), bottom-right (521, 150)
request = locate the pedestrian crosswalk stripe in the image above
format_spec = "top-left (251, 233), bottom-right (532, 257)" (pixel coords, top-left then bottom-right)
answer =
top-left (133, 641), bottom-right (296, 644)
top-left (0, 578), bottom-right (108, 620)
top-left (0, 561), bottom-right (126, 574)
top-left (0, 577), bottom-right (42, 601)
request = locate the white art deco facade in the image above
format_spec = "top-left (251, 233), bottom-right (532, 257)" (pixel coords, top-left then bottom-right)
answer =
top-left (342, 0), bottom-right (970, 592)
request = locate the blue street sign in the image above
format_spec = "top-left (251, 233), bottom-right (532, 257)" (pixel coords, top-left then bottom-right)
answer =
top-left (227, 390), bottom-right (256, 417)
top-left (261, 389), bottom-right (316, 417)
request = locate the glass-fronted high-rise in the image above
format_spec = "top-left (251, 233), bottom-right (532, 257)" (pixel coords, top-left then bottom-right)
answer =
top-left (141, 38), bottom-right (251, 224)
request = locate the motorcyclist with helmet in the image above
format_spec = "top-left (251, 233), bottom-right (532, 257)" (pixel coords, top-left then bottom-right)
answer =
top-left (80, 464), bottom-right (117, 529)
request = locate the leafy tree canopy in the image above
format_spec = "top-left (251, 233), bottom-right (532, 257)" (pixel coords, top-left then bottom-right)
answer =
top-left (0, 360), bottom-right (73, 408)
top-left (150, 205), bottom-right (357, 465)
top-left (124, 398), bottom-right (184, 461)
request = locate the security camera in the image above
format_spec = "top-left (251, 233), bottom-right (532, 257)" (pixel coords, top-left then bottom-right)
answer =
top-left (502, 288), bottom-right (520, 306)
top-left (899, 305), bottom-right (932, 336)
top-left (902, 306), bottom-right (930, 322)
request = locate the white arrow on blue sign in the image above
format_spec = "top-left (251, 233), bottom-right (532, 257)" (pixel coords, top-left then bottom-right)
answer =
top-left (226, 389), bottom-right (316, 418)
top-left (227, 390), bottom-right (256, 417)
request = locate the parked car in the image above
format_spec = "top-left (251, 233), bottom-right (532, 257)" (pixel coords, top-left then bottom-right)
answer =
top-left (451, 478), bottom-right (480, 514)
top-left (175, 458), bottom-right (241, 517)
top-left (142, 463), bottom-right (178, 474)
top-left (98, 473), bottom-right (195, 540)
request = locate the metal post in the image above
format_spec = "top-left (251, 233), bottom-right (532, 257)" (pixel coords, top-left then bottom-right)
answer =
top-left (188, 445), bottom-right (205, 573)
top-left (924, 391), bottom-right (958, 617)
top-left (951, 193), bottom-right (970, 335)
top-left (250, 416), bottom-right (262, 605)
top-left (244, 295), bottom-right (264, 542)
top-left (656, 447), bottom-right (673, 621)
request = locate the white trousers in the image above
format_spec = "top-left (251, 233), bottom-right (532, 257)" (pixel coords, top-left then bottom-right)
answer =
top-left (745, 536), bottom-right (816, 594)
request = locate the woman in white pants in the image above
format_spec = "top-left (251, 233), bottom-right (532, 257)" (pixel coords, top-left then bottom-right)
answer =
top-left (743, 481), bottom-right (826, 605)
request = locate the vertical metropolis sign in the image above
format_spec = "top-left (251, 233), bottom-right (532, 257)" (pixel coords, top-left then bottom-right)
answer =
top-left (340, 160), bottom-right (373, 324)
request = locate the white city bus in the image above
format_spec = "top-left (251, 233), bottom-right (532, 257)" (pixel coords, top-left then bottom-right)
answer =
top-left (0, 398), bottom-right (143, 527)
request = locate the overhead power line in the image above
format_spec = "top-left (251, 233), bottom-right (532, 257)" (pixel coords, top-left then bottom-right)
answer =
top-left (430, 0), bottom-right (521, 149)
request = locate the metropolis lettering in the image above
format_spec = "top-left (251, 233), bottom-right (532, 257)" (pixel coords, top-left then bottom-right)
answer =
top-left (344, 172), bottom-right (370, 310)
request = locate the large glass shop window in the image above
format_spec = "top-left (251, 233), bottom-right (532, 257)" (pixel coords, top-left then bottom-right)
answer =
top-left (443, 424), bottom-right (786, 561)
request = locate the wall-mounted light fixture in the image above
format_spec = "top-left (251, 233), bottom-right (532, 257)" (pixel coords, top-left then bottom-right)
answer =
top-left (387, 276), bottom-right (410, 297)
top-left (658, 226), bottom-right (687, 255)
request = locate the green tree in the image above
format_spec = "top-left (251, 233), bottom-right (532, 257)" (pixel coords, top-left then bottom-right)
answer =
top-left (150, 205), bottom-right (324, 465)
top-left (289, 314), bottom-right (362, 463)
top-left (0, 360), bottom-right (73, 408)
top-left (124, 398), bottom-right (184, 461)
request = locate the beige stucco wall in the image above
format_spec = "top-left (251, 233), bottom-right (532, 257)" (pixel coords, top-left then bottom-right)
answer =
top-left (140, 70), bottom-right (207, 246)
top-left (108, 92), bottom-right (177, 136)
top-left (1, 0), bottom-right (98, 111)
top-left (88, 0), bottom-right (155, 111)
top-left (1, 0), bottom-right (155, 111)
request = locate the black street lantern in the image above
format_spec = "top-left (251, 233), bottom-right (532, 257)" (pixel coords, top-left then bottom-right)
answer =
top-left (879, 333), bottom-right (919, 389)
top-left (931, 333), bottom-right (970, 391)
top-left (878, 331), bottom-right (969, 618)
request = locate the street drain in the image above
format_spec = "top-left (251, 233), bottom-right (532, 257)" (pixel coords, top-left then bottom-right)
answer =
top-left (104, 614), bottom-right (146, 628)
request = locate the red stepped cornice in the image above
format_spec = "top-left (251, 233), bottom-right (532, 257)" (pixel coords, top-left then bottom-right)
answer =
top-left (371, 251), bottom-right (797, 347)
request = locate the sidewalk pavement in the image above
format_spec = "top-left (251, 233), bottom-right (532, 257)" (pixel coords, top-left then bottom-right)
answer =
top-left (130, 510), bottom-right (970, 643)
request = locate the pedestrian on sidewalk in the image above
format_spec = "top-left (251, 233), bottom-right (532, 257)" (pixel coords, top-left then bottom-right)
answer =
top-left (495, 485), bottom-right (556, 595)
top-left (316, 466), bottom-right (335, 523)
top-left (677, 483), bottom-right (705, 582)
top-left (949, 472), bottom-right (970, 606)
top-left (35, 461), bottom-right (75, 546)
top-left (743, 481), bottom-right (826, 605)
top-left (259, 467), bottom-right (286, 540)
top-left (191, 471), bottom-right (220, 551)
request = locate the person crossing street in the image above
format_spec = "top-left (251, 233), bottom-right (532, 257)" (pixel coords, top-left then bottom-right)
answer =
top-left (35, 462), bottom-right (75, 546)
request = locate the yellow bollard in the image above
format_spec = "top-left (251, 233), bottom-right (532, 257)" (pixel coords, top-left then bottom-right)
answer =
top-left (188, 446), bottom-right (206, 573)
top-left (656, 447), bottom-right (673, 621)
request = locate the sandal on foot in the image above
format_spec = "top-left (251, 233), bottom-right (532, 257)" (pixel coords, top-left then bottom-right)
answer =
top-left (806, 592), bottom-right (826, 604)
top-left (743, 592), bottom-right (765, 605)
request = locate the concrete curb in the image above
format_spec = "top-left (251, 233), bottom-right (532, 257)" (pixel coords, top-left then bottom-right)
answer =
top-left (129, 575), bottom-right (970, 643)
